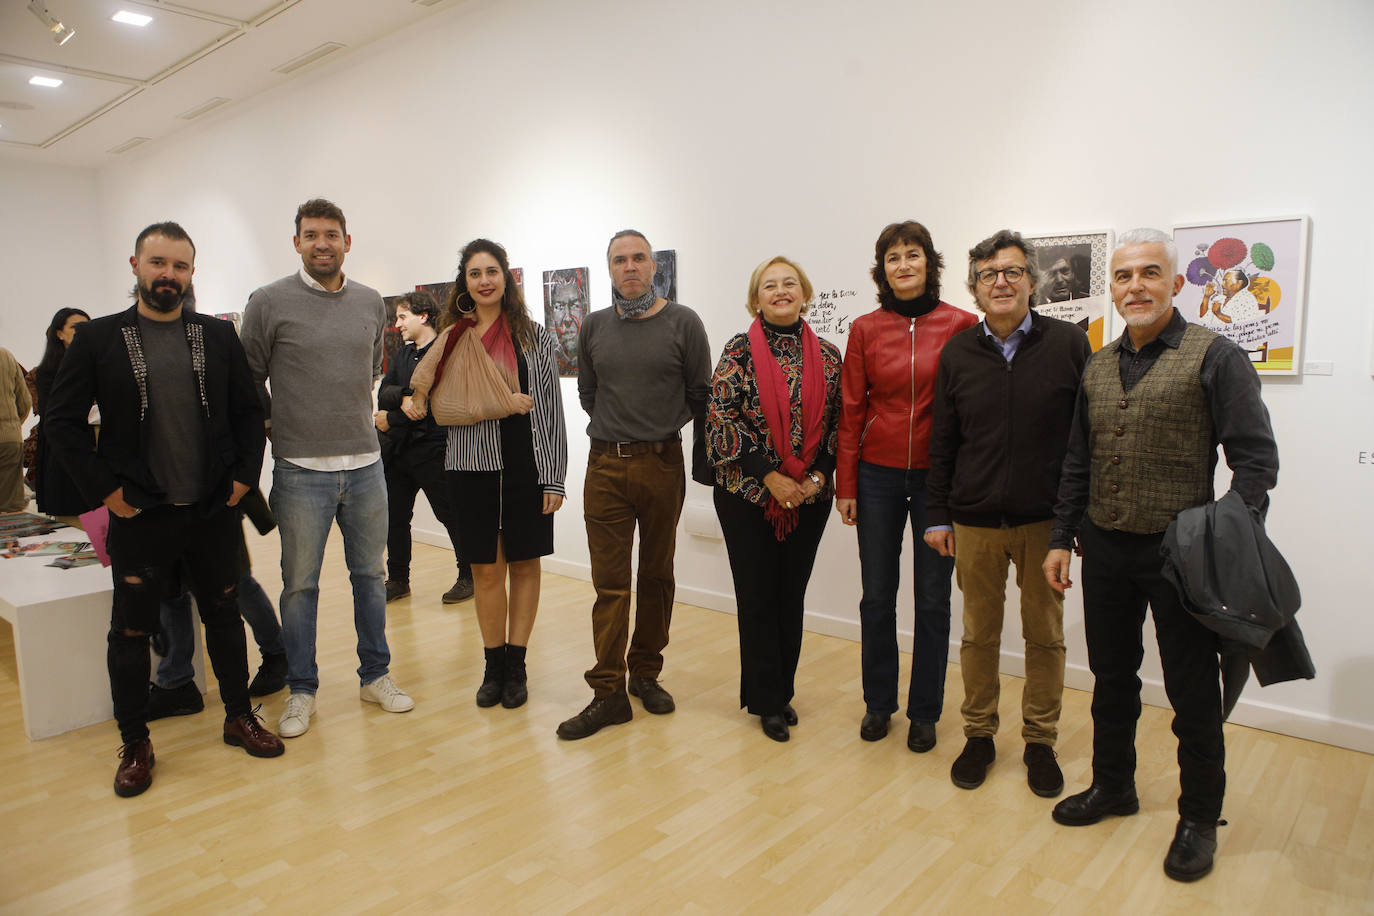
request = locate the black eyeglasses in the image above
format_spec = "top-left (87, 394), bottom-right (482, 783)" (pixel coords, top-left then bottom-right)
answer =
top-left (975, 266), bottom-right (1028, 286)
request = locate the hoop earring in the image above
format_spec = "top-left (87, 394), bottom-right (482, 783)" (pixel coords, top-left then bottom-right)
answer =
top-left (456, 290), bottom-right (476, 314)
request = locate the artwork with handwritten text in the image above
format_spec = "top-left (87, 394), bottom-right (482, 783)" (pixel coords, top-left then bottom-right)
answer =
top-left (1173, 216), bottom-right (1308, 374)
top-left (805, 286), bottom-right (863, 343)
top-left (1025, 231), bottom-right (1112, 351)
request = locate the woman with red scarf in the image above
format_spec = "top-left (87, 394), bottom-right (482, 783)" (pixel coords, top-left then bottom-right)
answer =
top-left (404, 239), bottom-right (568, 711)
top-left (706, 256), bottom-right (842, 742)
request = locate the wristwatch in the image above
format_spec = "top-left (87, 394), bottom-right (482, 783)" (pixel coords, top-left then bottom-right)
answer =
top-left (808, 471), bottom-right (823, 488)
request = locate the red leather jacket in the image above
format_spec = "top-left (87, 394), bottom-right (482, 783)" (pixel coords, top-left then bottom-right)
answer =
top-left (835, 303), bottom-right (978, 498)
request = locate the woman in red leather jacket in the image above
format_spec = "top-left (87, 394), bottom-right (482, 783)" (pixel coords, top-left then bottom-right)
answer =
top-left (835, 221), bottom-right (978, 752)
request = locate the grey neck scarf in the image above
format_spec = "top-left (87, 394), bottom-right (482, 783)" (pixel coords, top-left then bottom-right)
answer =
top-left (613, 287), bottom-right (657, 319)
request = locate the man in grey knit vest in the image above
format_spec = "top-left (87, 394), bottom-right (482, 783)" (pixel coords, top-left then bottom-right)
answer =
top-left (556, 229), bottom-right (711, 740)
top-left (1043, 228), bottom-right (1278, 882)
top-left (240, 198), bottom-right (414, 739)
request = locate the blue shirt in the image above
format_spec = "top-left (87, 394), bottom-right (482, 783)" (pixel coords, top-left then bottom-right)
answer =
top-left (924, 310), bottom-right (1036, 537)
top-left (981, 310), bottom-right (1033, 362)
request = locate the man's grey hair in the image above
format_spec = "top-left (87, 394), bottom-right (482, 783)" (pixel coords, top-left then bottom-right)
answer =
top-left (606, 229), bottom-right (651, 261)
top-left (1115, 227), bottom-right (1178, 275)
top-left (966, 229), bottom-right (1040, 305)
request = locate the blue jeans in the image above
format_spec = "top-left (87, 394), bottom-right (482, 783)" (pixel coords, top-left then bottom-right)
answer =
top-left (271, 458), bottom-right (390, 693)
top-left (156, 572), bottom-right (285, 688)
top-left (855, 461), bottom-right (955, 721)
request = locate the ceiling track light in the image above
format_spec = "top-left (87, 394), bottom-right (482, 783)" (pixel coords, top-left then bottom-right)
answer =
top-left (27, 0), bottom-right (77, 46)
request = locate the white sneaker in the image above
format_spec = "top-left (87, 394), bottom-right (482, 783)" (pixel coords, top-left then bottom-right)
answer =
top-left (278, 692), bottom-right (315, 738)
top-left (360, 674), bottom-right (414, 713)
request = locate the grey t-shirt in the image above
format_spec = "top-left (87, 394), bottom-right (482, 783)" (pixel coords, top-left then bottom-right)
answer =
top-left (576, 301), bottom-right (711, 442)
top-left (138, 315), bottom-right (206, 504)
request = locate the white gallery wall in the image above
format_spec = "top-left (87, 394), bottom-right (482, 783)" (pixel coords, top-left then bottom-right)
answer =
top-left (0, 158), bottom-right (105, 368)
top-left (2, 0), bottom-right (1371, 751)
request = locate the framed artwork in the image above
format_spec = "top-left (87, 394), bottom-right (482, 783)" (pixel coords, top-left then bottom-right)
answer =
top-left (381, 295), bottom-right (405, 375)
top-left (1173, 216), bottom-right (1310, 374)
top-left (1025, 230), bottom-right (1113, 351)
top-left (653, 249), bottom-right (677, 302)
top-left (416, 280), bottom-right (455, 314)
top-left (543, 267), bottom-right (589, 377)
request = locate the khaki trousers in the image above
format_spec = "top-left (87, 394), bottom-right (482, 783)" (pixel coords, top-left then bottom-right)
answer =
top-left (953, 519), bottom-right (1065, 744)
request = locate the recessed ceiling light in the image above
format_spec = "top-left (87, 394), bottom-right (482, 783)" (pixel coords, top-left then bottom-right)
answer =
top-left (107, 136), bottom-right (150, 154)
top-left (112, 10), bottom-right (153, 27)
top-left (29, 76), bottom-right (63, 88)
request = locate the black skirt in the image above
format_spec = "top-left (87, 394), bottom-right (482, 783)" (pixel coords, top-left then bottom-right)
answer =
top-left (445, 348), bottom-right (552, 564)
top-left (446, 465), bottom-right (551, 564)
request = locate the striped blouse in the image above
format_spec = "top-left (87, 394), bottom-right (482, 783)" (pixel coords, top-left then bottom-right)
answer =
top-left (441, 324), bottom-right (569, 496)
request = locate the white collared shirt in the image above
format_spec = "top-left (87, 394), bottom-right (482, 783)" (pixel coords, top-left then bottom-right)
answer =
top-left (298, 267), bottom-right (349, 293)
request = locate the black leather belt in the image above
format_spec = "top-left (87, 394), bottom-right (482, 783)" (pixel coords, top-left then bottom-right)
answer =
top-left (589, 438), bottom-right (679, 458)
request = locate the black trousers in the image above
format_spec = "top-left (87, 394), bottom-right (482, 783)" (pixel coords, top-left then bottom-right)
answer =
top-left (714, 487), bottom-right (830, 716)
top-left (385, 443), bottom-right (468, 582)
top-left (1080, 520), bottom-right (1225, 822)
top-left (107, 504), bottom-right (250, 744)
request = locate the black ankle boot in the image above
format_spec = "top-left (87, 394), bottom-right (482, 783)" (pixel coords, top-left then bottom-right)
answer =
top-left (502, 644), bottom-right (528, 709)
top-left (476, 646), bottom-right (504, 707)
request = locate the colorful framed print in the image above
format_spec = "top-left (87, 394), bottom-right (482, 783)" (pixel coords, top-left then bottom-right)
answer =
top-left (1173, 216), bottom-right (1310, 375)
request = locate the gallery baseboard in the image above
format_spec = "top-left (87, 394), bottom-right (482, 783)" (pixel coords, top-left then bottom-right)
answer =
top-left (490, 553), bottom-right (1371, 755)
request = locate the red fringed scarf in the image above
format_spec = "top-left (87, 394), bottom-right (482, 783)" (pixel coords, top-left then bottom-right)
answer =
top-left (480, 313), bottom-right (520, 390)
top-left (749, 316), bottom-right (824, 540)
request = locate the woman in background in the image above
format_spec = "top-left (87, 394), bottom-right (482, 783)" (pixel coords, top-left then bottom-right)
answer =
top-left (707, 255), bottom-right (842, 742)
top-left (835, 222), bottom-right (977, 752)
top-left (34, 308), bottom-right (92, 519)
top-left (406, 239), bottom-right (567, 710)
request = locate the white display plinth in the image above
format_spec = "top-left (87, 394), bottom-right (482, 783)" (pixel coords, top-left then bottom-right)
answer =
top-left (0, 535), bottom-right (205, 740)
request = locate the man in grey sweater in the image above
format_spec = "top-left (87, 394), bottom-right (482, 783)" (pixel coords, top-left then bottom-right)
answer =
top-left (240, 198), bottom-right (414, 739)
top-left (556, 229), bottom-right (712, 740)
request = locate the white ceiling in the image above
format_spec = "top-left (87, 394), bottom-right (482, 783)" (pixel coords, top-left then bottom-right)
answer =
top-left (0, 0), bottom-right (461, 168)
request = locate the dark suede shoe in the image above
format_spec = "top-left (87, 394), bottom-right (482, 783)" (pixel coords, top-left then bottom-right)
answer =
top-left (384, 579), bottom-right (411, 602)
top-left (1163, 818), bottom-right (1219, 882)
top-left (442, 575), bottom-right (475, 604)
top-left (1024, 743), bottom-right (1064, 798)
top-left (782, 704), bottom-right (798, 726)
top-left (476, 646), bottom-right (505, 708)
top-left (907, 720), bottom-right (937, 753)
top-left (114, 738), bottom-right (155, 798)
top-left (627, 677), bottom-right (675, 714)
top-left (860, 712), bottom-right (890, 742)
top-left (556, 692), bottom-right (632, 740)
top-left (223, 711), bottom-right (285, 758)
top-left (1052, 784), bottom-right (1140, 826)
top-left (248, 652), bottom-right (288, 697)
top-left (147, 681), bottom-right (204, 721)
top-left (950, 737), bottom-right (996, 789)
top-left (760, 714), bottom-right (790, 742)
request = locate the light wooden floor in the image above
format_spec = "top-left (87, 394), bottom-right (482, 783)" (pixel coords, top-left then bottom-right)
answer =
top-left (1, 535), bottom-right (1370, 915)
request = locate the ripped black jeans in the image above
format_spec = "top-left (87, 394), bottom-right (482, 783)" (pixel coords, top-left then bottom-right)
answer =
top-left (107, 504), bottom-right (250, 744)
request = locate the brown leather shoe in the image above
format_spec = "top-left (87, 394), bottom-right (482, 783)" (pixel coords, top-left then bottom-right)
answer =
top-left (223, 711), bottom-right (286, 758)
top-left (114, 738), bottom-right (155, 798)
top-left (556, 691), bottom-right (633, 740)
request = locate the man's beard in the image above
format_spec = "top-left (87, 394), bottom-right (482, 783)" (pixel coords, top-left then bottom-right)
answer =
top-left (139, 277), bottom-right (186, 313)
